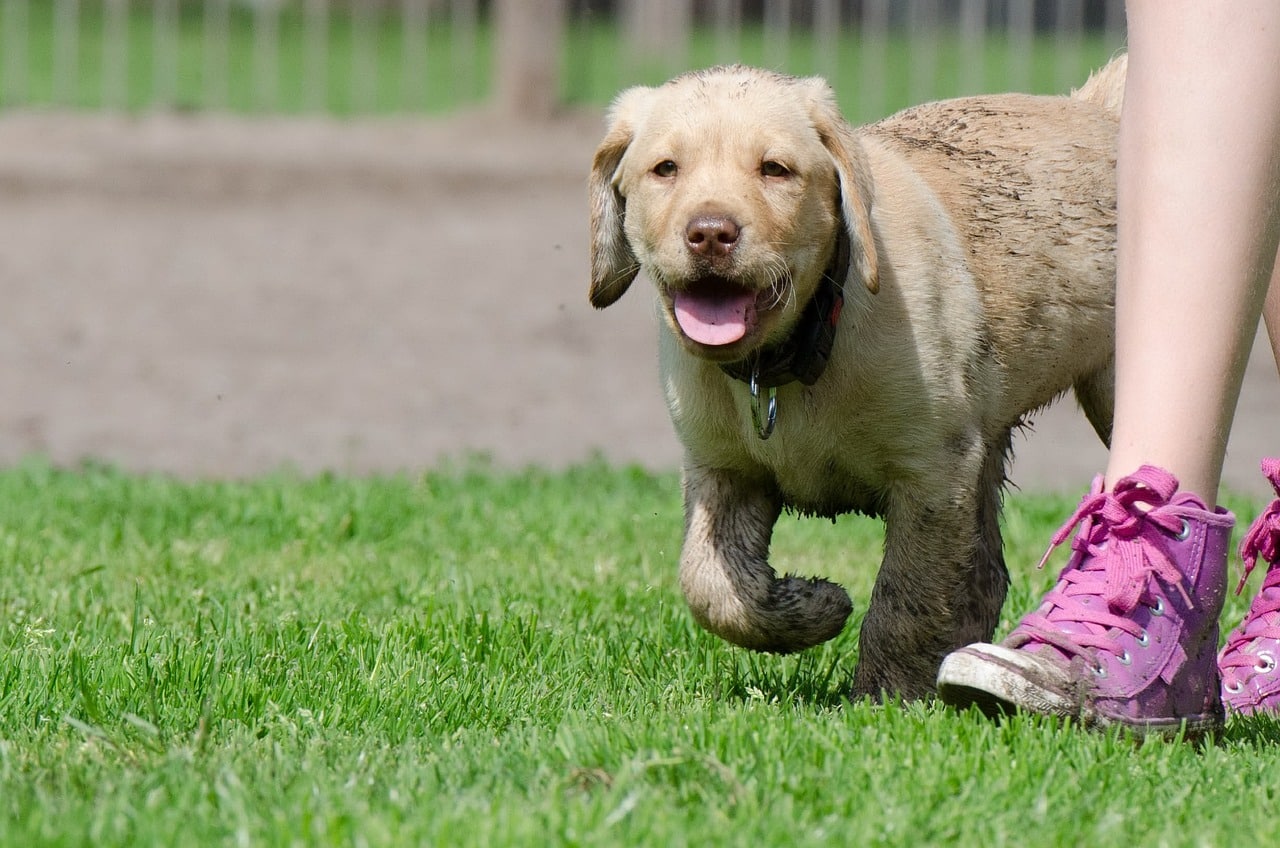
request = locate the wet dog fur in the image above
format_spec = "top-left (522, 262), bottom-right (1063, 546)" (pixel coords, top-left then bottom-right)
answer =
top-left (588, 58), bottom-right (1126, 698)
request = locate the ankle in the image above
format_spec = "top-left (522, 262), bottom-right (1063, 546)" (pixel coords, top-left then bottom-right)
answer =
top-left (1103, 462), bottom-right (1221, 511)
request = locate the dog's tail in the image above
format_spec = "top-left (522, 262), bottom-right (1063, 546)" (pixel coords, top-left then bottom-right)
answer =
top-left (1072, 53), bottom-right (1127, 115)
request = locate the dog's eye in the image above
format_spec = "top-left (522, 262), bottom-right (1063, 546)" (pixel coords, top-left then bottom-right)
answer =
top-left (653, 160), bottom-right (678, 177)
top-left (761, 160), bottom-right (791, 178)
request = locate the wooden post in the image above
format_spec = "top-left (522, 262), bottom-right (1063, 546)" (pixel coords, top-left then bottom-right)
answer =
top-left (493, 0), bottom-right (567, 120)
top-left (623, 0), bottom-right (691, 78)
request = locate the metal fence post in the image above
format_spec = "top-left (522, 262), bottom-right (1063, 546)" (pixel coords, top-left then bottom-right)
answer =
top-left (493, 0), bottom-right (567, 120)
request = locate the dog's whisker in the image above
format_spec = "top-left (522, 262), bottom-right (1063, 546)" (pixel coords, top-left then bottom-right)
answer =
top-left (602, 262), bottom-right (643, 294)
top-left (761, 257), bottom-right (796, 312)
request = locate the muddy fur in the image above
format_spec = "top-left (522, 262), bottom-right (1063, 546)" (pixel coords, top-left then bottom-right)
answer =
top-left (588, 58), bottom-right (1126, 699)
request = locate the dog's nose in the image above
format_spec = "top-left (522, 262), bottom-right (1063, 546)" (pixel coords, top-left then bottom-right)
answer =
top-left (685, 216), bottom-right (740, 258)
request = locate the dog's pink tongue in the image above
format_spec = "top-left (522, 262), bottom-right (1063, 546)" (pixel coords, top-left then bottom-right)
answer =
top-left (673, 290), bottom-right (756, 346)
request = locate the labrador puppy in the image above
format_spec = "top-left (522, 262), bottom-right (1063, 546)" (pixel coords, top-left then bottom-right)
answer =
top-left (589, 58), bottom-right (1126, 698)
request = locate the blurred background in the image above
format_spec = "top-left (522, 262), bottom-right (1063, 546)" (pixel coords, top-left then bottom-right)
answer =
top-left (0, 1), bottom-right (1275, 493)
top-left (2, 1), bottom-right (1128, 118)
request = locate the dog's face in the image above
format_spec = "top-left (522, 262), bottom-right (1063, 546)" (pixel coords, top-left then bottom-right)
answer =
top-left (589, 66), bottom-right (878, 362)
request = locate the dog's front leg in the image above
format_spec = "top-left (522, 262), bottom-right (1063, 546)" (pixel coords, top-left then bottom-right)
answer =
top-left (678, 464), bottom-right (853, 653)
top-left (853, 485), bottom-right (994, 700)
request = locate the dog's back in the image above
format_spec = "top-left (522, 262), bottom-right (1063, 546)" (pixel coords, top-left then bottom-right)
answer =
top-left (861, 60), bottom-right (1123, 428)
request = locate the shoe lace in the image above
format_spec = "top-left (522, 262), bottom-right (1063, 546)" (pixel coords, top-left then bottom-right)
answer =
top-left (1232, 458), bottom-right (1280, 596)
top-left (1016, 466), bottom-right (1191, 662)
top-left (1220, 459), bottom-right (1280, 672)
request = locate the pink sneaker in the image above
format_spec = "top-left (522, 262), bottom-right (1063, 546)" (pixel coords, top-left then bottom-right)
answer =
top-left (1218, 458), bottom-right (1280, 715)
top-left (936, 466), bottom-right (1234, 736)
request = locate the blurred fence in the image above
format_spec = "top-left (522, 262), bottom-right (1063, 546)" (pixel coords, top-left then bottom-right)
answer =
top-left (0, 0), bottom-right (1127, 120)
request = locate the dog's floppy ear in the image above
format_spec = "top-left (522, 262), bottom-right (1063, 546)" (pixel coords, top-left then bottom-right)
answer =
top-left (800, 78), bottom-right (880, 295)
top-left (588, 87), bottom-right (652, 309)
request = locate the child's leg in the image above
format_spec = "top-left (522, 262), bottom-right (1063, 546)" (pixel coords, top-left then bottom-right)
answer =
top-left (1104, 0), bottom-right (1280, 505)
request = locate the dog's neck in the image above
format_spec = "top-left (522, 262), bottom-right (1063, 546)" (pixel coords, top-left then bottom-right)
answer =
top-left (720, 228), bottom-right (850, 390)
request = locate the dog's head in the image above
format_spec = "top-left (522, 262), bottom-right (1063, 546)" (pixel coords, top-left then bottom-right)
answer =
top-left (589, 66), bottom-right (878, 361)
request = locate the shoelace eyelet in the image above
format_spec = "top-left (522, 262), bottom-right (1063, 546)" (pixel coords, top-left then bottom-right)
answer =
top-left (1092, 663), bottom-right (1107, 678)
top-left (1116, 650), bottom-right (1132, 666)
top-left (1224, 679), bottom-right (1244, 694)
top-left (1175, 519), bottom-right (1191, 541)
top-left (1136, 629), bottom-right (1149, 648)
top-left (1149, 597), bottom-right (1165, 617)
top-left (1255, 653), bottom-right (1277, 675)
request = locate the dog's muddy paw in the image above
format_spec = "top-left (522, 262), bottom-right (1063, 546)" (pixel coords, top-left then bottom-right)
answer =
top-left (682, 559), bottom-right (852, 653)
top-left (752, 574), bottom-right (853, 653)
top-left (849, 660), bottom-right (940, 702)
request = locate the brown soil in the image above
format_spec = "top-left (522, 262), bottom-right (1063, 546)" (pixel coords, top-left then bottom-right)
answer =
top-left (0, 111), bottom-right (1275, 495)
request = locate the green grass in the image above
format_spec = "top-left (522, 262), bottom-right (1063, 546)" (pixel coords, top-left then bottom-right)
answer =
top-left (565, 24), bottom-right (1124, 123)
top-left (0, 1), bottom-right (490, 114)
top-left (2, 459), bottom-right (1279, 846)
top-left (0, 4), bottom-right (1123, 120)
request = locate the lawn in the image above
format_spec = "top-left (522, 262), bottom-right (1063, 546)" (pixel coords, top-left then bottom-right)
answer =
top-left (0, 11), bottom-right (1258, 844)
top-left (0, 1), bottom-right (490, 113)
top-left (2, 459), bottom-right (1278, 846)
top-left (0, 3), bottom-right (1124, 121)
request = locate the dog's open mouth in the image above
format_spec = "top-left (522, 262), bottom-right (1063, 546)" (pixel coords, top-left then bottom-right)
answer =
top-left (671, 276), bottom-right (759, 347)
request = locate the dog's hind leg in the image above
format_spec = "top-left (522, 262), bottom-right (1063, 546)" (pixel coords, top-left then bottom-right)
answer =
top-left (678, 464), bottom-right (853, 654)
top-left (954, 430), bottom-right (1013, 647)
top-left (1073, 361), bottom-right (1115, 447)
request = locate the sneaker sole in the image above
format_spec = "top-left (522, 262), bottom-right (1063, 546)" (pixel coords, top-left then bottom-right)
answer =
top-left (936, 644), bottom-right (1078, 718)
top-left (937, 644), bottom-right (1223, 739)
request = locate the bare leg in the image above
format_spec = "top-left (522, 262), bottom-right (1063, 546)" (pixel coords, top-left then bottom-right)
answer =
top-left (1266, 253), bottom-right (1280, 373)
top-left (1104, 1), bottom-right (1280, 506)
top-left (937, 2), bottom-right (1280, 732)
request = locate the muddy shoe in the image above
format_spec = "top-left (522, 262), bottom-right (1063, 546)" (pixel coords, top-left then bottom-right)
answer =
top-left (937, 465), bottom-right (1234, 736)
top-left (1219, 459), bottom-right (1280, 715)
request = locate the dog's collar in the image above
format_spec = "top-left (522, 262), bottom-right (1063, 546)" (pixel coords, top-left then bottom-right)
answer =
top-left (719, 229), bottom-right (850, 437)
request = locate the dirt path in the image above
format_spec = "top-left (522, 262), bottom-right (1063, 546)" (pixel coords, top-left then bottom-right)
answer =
top-left (0, 112), bottom-right (1275, 495)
